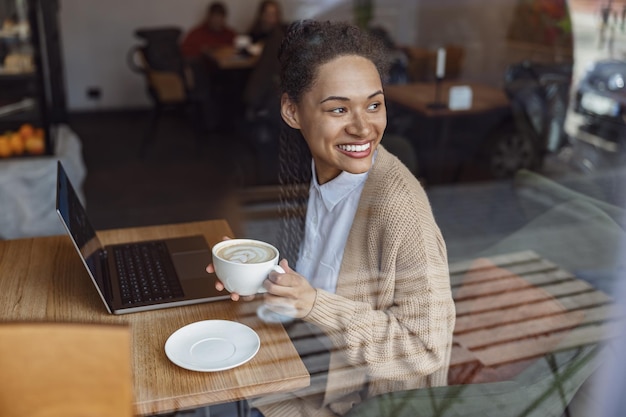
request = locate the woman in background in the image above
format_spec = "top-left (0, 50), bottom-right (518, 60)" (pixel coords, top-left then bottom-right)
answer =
top-left (247, 0), bottom-right (285, 44)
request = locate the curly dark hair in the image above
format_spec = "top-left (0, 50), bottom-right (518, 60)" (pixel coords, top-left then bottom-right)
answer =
top-left (278, 20), bottom-right (389, 103)
top-left (276, 20), bottom-right (389, 262)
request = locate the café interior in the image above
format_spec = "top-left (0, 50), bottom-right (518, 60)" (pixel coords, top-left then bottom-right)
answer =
top-left (1, 0), bottom-right (626, 416)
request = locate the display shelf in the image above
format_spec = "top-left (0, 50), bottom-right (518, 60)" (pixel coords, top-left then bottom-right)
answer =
top-left (0, 70), bottom-right (35, 79)
top-left (0, 97), bottom-right (35, 117)
top-left (0, 0), bottom-right (66, 157)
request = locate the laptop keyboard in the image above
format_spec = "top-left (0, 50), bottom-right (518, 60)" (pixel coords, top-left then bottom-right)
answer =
top-left (113, 241), bottom-right (184, 305)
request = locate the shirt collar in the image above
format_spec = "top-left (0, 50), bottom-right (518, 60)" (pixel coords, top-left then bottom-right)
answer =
top-left (310, 151), bottom-right (375, 211)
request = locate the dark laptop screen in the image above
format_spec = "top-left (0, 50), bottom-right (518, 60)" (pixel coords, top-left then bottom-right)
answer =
top-left (56, 161), bottom-right (107, 294)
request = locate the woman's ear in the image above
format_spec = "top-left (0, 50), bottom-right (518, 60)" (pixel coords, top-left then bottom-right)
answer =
top-left (280, 93), bottom-right (300, 129)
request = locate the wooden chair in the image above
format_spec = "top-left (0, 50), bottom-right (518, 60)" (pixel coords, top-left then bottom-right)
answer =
top-left (0, 322), bottom-right (133, 417)
top-left (345, 344), bottom-right (600, 417)
top-left (443, 45), bottom-right (465, 80)
top-left (345, 252), bottom-right (609, 417)
top-left (128, 27), bottom-right (213, 154)
top-left (403, 46), bottom-right (437, 82)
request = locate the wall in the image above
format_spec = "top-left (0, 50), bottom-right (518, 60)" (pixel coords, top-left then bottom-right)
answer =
top-left (58, 0), bottom-right (418, 111)
top-left (57, 0), bottom-right (573, 111)
top-left (59, 0), bottom-right (248, 111)
top-left (413, 0), bottom-right (573, 87)
top-left (413, 0), bottom-right (517, 86)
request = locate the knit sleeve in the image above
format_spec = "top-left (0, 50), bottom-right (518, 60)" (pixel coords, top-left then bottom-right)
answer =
top-left (305, 150), bottom-right (455, 383)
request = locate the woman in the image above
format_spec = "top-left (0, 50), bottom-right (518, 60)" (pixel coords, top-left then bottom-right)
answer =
top-left (209, 20), bottom-right (455, 417)
top-left (247, 0), bottom-right (284, 44)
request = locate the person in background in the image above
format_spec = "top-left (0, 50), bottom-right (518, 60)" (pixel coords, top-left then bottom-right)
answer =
top-left (208, 20), bottom-right (455, 417)
top-left (180, 1), bottom-right (237, 58)
top-left (599, 1), bottom-right (613, 49)
top-left (240, 22), bottom-right (287, 184)
top-left (239, 1), bottom-right (287, 184)
top-left (247, 0), bottom-right (285, 44)
top-left (242, 0), bottom-right (287, 116)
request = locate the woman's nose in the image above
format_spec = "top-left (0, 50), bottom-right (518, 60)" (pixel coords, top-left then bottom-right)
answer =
top-left (346, 112), bottom-right (372, 137)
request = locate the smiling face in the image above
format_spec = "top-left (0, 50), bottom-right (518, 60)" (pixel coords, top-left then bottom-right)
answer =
top-left (281, 55), bottom-right (387, 184)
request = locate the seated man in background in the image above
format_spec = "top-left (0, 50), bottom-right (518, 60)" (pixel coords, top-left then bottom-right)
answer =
top-left (181, 1), bottom-right (237, 58)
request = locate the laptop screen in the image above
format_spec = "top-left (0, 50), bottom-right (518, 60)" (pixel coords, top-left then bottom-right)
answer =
top-left (56, 161), bottom-right (109, 302)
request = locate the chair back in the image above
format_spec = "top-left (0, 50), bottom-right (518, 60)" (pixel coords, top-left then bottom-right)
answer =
top-left (134, 27), bottom-right (184, 73)
top-left (0, 322), bottom-right (133, 417)
top-left (444, 44), bottom-right (465, 80)
top-left (404, 47), bottom-right (436, 82)
top-left (128, 27), bottom-right (191, 104)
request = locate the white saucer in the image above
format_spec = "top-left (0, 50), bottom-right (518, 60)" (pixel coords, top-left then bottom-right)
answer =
top-left (165, 320), bottom-right (260, 372)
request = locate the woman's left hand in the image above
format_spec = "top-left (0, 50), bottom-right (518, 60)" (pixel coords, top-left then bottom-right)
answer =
top-left (264, 259), bottom-right (316, 318)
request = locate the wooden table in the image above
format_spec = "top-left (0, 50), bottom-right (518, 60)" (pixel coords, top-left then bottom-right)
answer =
top-left (384, 81), bottom-right (511, 183)
top-left (0, 219), bottom-right (310, 416)
top-left (384, 81), bottom-right (510, 118)
top-left (447, 250), bottom-right (615, 385)
top-left (207, 47), bottom-right (260, 70)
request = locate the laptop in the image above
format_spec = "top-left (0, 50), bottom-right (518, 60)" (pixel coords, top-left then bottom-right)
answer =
top-left (55, 161), bottom-right (229, 314)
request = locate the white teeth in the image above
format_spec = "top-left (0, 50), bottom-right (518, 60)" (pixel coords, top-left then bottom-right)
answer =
top-left (339, 143), bottom-right (370, 152)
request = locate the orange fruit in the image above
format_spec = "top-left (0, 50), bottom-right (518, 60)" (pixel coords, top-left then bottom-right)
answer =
top-left (18, 123), bottom-right (35, 140)
top-left (9, 133), bottom-right (25, 155)
top-left (25, 135), bottom-right (45, 155)
top-left (0, 137), bottom-right (12, 158)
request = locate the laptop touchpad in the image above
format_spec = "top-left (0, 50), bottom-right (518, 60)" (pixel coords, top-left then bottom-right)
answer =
top-left (171, 251), bottom-right (211, 280)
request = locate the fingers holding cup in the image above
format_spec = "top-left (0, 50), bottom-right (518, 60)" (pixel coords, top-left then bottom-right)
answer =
top-left (211, 239), bottom-right (281, 298)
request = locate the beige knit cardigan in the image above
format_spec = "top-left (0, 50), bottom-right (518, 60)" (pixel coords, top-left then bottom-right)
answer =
top-left (257, 146), bottom-right (456, 417)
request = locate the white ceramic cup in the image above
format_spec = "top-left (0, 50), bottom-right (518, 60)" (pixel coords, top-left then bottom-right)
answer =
top-left (234, 35), bottom-right (252, 50)
top-left (212, 239), bottom-right (283, 296)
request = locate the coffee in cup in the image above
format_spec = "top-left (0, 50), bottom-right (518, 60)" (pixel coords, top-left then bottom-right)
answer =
top-left (215, 241), bottom-right (276, 264)
top-left (211, 239), bottom-right (280, 296)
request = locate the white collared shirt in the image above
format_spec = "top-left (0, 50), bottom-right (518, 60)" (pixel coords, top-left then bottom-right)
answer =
top-left (296, 160), bottom-right (370, 294)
